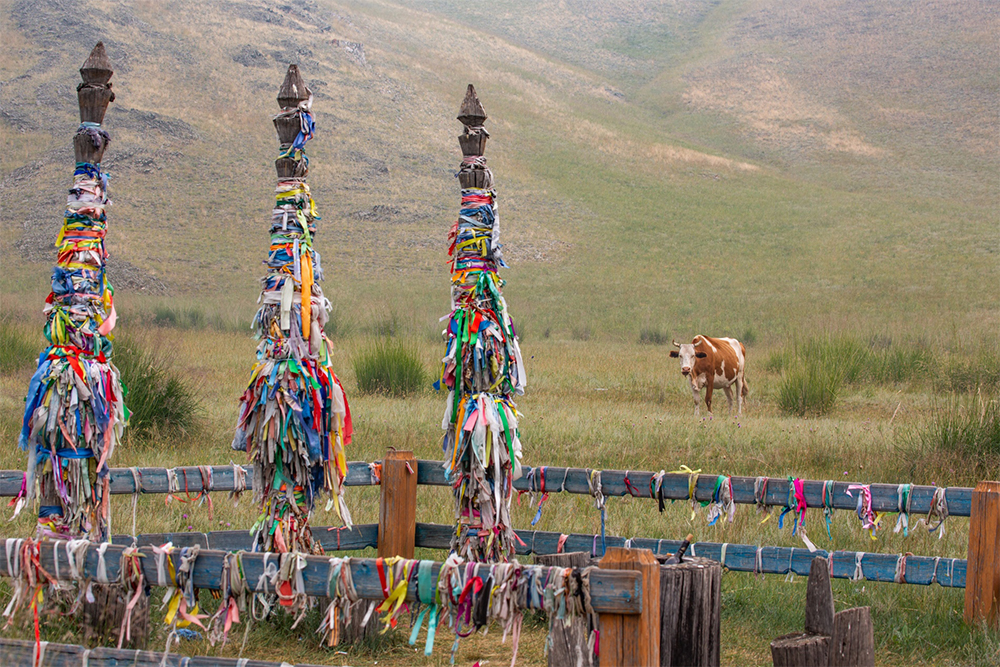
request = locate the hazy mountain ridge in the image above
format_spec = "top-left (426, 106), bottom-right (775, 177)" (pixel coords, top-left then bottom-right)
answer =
top-left (0, 0), bottom-right (995, 340)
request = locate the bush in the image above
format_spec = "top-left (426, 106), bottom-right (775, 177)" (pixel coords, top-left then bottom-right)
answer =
top-left (113, 335), bottom-right (199, 438)
top-left (638, 327), bottom-right (669, 345)
top-left (0, 323), bottom-right (39, 374)
top-left (919, 391), bottom-right (1000, 462)
top-left (353, 339), bottom-right (427, 396)
top-left (777, 359), bottom-right (843, 416)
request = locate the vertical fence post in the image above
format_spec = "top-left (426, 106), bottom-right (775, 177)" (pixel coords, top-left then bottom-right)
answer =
top-left (965, 480), bottom-right (1000, 627)
top-left (599, 547), bottom-right (660, 667)
top-left (378, 450), bottom-right (417, 559)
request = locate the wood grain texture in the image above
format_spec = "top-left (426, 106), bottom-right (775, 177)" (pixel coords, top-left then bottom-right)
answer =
top-left (0, 461), bottom-right (975, 517)
top-left (828, 607), bottom-right (874, 667)
top-left (659, 557), bottom-right (720, 667)
top-left (0, 637), bottom-right (330, 666)
top-left (770, 633), bottom-right (830, 667)
top-left (378, 450), bottom-right (417, 558)
top-left (0, 541), bottom-right (641, 614)
top-left (964, 480), bottom-right (1000, 626)
top-left (805, 557), bottom-right (835, 636)
top-left (599, 547), bottom-right (660, 667)
top-left (535, 552), bottom-right (597, 667)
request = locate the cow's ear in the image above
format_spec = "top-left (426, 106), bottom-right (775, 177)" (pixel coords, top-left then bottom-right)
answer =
top-left (669, 351), bottom-right (679, 358)
top-left (695, 352), bottom-right (708, 358)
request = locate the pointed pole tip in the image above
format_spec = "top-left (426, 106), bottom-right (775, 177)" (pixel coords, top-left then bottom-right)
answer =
top-left (458, 84), bottom-right (487, 126)
top-left (81, 41), bottom-right (113, 85)
top-left (278, 64), bottom-right (310, 108)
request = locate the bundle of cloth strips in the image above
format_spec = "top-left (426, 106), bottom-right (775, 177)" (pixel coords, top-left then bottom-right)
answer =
top-left (439, 89), bottom-right (527, 563)
top-left (18, 121), bottom-right (125, 542)
top-left (232, 71), bottom-right (352, 555)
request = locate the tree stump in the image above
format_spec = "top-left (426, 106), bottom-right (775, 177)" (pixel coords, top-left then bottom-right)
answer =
top-left (535, 551), bottom-right (597, 667)
top-left (659, 556), bottom-right (721, 667)
top-left (828, 607), bottom-right (874, 667)
top-left (770, 557), bottom-right (833, 667)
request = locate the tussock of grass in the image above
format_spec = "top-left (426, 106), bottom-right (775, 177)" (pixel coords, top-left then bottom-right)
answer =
top-left (114, 335), bottom-right (200, 439)
top-left (353, 339), bottom-right (427, 396)
top-left (638, 326), bottom-right (670, 345)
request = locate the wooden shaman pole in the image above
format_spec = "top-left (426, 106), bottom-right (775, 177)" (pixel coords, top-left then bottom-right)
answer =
top-left (16, 42), bottom-right (145, 648)
top-left (599, 547), bottom-right (661, 667)
top-left (439, 85), bottom-right (527, 563)
top-left (231, 64), bottom-right (353, 559)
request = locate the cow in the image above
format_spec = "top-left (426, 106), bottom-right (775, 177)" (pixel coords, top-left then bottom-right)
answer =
top-left (669, 335), bottom-right (748, 416)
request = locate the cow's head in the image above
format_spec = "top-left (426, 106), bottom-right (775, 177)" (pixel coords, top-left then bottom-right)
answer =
top-left (669, 338), bottom-right (707, 376)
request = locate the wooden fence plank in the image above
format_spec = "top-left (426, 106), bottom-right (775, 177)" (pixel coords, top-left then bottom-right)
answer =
top-left (378, 450), bottom-right (417, 558)
top-left (599, 547), bottom-right (660, 667)
top-left (0, 540), bottom-right (642, 614)
top-left (108, 522), bottom-right (966, 588)
top-left (0, 461), bottom-right (973, 516)
top-left (0, 637), bottom-right (328, 666)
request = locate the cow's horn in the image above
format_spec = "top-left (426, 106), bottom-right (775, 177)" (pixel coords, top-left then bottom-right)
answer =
top-left (671, 339), bottom-right (681, 348)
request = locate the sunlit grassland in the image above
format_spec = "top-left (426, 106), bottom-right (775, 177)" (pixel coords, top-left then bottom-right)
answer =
top-left (0, 311), bottom-right (996, 664)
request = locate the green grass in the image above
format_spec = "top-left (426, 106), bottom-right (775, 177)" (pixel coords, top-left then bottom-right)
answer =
top-left (0, 321), bottom-right (38, 374)
top-left (352, 338), bottom-right (428, 397)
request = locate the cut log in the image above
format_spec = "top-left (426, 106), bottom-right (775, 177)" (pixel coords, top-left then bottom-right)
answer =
top-left (828, 607), bottom-right (874, 667)
top-left (805, 557), bottom-right (834, 636)
top-left (535, 552), bottom-right (597, 667)
top-left (660, 556), bottom-right (721, 667)
top-left (770, 632), bottom-right (830, 667)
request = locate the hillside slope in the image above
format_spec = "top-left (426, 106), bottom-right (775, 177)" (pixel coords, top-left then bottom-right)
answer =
top-left (0, 0), bottom-right (996, 339)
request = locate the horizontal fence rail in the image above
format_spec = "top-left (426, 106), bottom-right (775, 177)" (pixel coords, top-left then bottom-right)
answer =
top-left (0, 460), bottom-right (973, 517)
top-left (0, 539), bottom-right (643, 615)
top-left (0, 638), bottom-right (329, 667)
top-left (110, 523), bottom-right (966, 589)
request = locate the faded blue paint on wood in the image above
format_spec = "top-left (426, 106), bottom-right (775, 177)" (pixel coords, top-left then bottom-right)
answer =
top-left (0, 539), bottom-right (642, 615)
top-left (0, 461), bottom-right (971, 517)
top-left (0, 638), bottom-right (329, 666)
top-left (415, 460), bottom-right (972, 517)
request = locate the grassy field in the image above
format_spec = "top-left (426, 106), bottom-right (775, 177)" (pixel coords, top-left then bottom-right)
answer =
top-left (0, 309), bottom-right (997, 665)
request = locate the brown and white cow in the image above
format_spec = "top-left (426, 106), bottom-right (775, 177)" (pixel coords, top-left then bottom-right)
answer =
top-left (669, 335), bottom-right (748, 416)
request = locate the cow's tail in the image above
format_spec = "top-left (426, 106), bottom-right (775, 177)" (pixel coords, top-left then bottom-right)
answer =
top-left (741, 376), bottom-right (750, 397)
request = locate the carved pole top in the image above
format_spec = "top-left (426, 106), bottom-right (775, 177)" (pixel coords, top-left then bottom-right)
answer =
top-left (80, 42), bottom-right (113, 85)
top-left (278, 64), bottom-right (310, 109)
top-left (458, 84), bottom-right (487, 127)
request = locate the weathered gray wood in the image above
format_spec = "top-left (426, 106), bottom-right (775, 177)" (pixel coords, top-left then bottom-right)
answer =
top-left (659, 556), bottom-right (720, 667)
top-left (770, 633), bottom-right (831, 667)
top-left (78, 42), bottom-right (114, 124)
top-left (0, 637), bottom-right (329, 666)
top-left (535, 552), bottom-right (597, 667)
top-left (828, 607), bottom-right (874, 667)
top-left (81, 583), bottom-right (149, 650)
top-left (0, 541), bottom-right (643, 615)
top-left (805, 557), bottom-right (834, 636)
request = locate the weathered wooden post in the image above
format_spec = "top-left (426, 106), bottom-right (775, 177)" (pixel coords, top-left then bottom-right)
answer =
top-left (771, 556), bottom-right (874, 667)
top-left (599, 547), bottom-right (661, 667)
top-left (378, 450), bottom-right (417, 558)
top-left (16, 41), bottom-right (147, 648)
top-left (438, 85), bottom-right (526, 563)
top-left (535, 551), bottom-right (597, 667)
top-left (659, 556), bottom-right (721, 667)
top-left (231, 64), bottom-right (352, 557)
top-left (964, 480), bottom-right (1000, 627)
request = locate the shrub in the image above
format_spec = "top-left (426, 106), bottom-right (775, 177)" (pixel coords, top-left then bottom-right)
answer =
top-left (776, 359), bottom-right (843, 416)
top-left (919, 391), bottom-right (1000, 462)
top-left (0, 323), bottom-right (39, 374)
top-left (113, 335), bottom-right (199, 438)
top-left (638, 327), bottom-right (669, 345)
top-left (353, 339), bottom-right (426, 396)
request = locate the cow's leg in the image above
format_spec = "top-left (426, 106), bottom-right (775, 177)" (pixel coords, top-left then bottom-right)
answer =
top-left (723, 385), bottom-right (734, 414)
top-left (704, 383), bottom-right (714, 417)
top-left (736, 376), bottom-right (744, 415)
top-left (691, 383), bottom-right (701, 416)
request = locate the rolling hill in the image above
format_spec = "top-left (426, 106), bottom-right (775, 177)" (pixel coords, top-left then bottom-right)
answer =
top-left (0, 0), bottom-right (996, 342)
